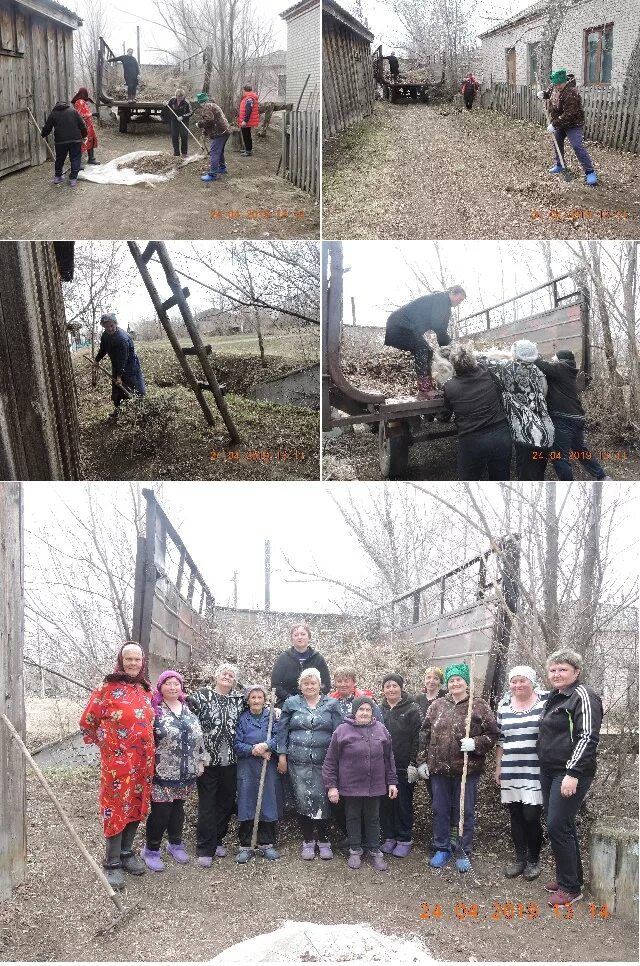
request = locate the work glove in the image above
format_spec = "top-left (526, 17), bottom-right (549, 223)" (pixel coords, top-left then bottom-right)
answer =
top-left (546, 123), bottom-right (556, 134)
top-left (417, 763), bottom-right (430, 780)
top-left (536, 89), bottom-right (545, 100)
top-left (460, 737), bottom-right (476, 752)
top-left (407, 764), bottom-right (419, 784)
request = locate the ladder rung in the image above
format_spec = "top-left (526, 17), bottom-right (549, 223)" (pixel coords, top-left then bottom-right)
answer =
top-left (183, 345), bottom-right (212, 356)
top-left (140, 242), bottom-right (158, 264)
top-left (161, 286), bottom-right (190, 312)
top-left (196, 380), bottom-right (227, 395)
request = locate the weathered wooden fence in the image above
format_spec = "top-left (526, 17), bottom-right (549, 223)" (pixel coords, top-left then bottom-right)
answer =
top-left (482, 83), bottom-right (640, 153)
top-left (322, 0), bottom-right (375, 136)
top-left (281, 109), bottom-right (319, 195)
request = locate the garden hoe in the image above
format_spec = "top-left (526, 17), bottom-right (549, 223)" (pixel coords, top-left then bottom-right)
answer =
top-left (452, 653), bottom-right (481, 885)
top-left (1, 714), bottom-right (140, 932)
top-left (248, 688), bottom-right (277, 860)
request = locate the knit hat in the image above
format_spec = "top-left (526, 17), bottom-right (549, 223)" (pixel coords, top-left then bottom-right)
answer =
top-left (512, 339), bottom-right (538, 363)
top-left (556, 349), bottom-right (576, 364)
top-left (196, 92), bottom-right (209, 103)
top-left (382, 673), bottom-right (404, 689)
top-left (100, 312), bottom-right (117, 324)
top-left (444, 663), bottom-right (470, 686)
top-left (152, 669), bottom-right (186, 710)
top-left (508, 665), bottom-right (537, 685)
top-left (352, 695), bottom-right (375, 716)
top-left (550, 68), bottom-right (567, 84)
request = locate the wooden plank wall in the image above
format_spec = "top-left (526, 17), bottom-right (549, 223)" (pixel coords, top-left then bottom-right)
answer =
top-left (322, 16), bottom-right (374, 136)
top-left (281, 109), bottom-right (319, 195)
top-left (0, 482), bottom-right (26, 901)
top-left (0, 242), bottom-right (83, 480)
top-left (484, 82), bottom-right (640, 154)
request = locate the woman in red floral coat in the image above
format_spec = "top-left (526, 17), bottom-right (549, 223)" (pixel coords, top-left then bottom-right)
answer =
top-left (71, 88), bottom-right (100, 164)
top-left (80, 641), bottom-right (155, 889)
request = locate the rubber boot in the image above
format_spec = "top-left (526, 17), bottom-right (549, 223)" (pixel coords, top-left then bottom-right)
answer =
top-left (380, 838), bottom-right (396, 854)
top-left (347, 849), bottom-right (362, 870)
top-left (317, 841), bottom-right (333, 860)
top-left (416, 376), bottom-right (443, 400)
top-left (301, 840), bottom-right (316, 860)
top-left (504, 855), bottom-right (527, 878)
top-left (103, 832), bottom-right (124, 889)
top-left (141, 846), bottom-right (165, 872)
top-left (87, 148), bottom-right (100, 165)
top-left (369, 850), bottom-right (388, 872)
top-left (392, 839), bottom-right (413, 857)
top-left (120, 820), bottom-right (145, 874)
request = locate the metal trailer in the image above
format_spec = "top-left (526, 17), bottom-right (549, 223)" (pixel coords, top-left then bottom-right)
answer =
top-left (96, 37), bottom-right (211, 134)
top-left (322, 241), bottom-right (591, 480)
top-left (372, 45), bottom-right (434, 104)
top-left (377, 536), bottom-right (521, 706)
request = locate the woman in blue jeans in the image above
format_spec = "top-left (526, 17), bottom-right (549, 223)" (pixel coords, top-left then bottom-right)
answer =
top-left (440, 344), bottom-right (512, 480)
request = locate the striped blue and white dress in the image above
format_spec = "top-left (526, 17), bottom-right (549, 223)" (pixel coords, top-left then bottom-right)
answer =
top-left (496, 692), bottom-right (549, 805)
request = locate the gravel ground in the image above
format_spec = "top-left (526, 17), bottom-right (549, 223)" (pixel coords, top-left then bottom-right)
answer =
top-left (322, 102), bottom-right (640, 240)
top-left (0, 120), bottom-right (319, 241)
top-left (0, 770), bottom-right (636, 962)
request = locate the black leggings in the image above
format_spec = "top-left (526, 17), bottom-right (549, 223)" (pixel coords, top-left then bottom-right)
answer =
top-left (299, 815), bottom-right (329, 841)
top-left (508, 801), bottom-right (543, 861)
top-left (145, 799), bottom-right (185, 850)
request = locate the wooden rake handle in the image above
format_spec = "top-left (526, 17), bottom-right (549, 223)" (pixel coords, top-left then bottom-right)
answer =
top-left (458, 652), bottom-right (476, 839)
top-left (250, 688), bottom-right (276, 852)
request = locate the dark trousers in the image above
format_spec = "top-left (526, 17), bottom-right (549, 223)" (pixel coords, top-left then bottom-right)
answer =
top-left (464, 96), bottom-right (474, 110)
top-left (550, 415), bottom-right (606, 481)
top-left (552, 126), bottom-right (594, 173)
top-left (540, 769), bottom-right (593, 893)
top-left (126, 80), bottom-right (138, 98)
top-left (299, 815), bottom-right (329, 841)
top-left (145, 799), bottom-right (185, 850)
top-left (170, 118), bottom-right (189, 155)
top-left (196, 763), bottom-right (237, 857)
top-left (507, 801), bottom-right (543, 861)
top-left (55, 142), bottom-right (82, 179)
top-left (330, 797), bottom-right (347, 834)
top-left (380, 772), bottom-right (414, 842)
top-left (238, 819), bottom-right (278, 847)
top-left (457, 423), bottom-right (513, 481)
top-left (240, 126), bottom-right (253, 152)
top-left (385, 323), bottom-right (451, 379)
top-left (344, 796), bottom-right (380, 852)
top-left (516, 444), bottom-right (550, 481)
top-left (430, 772), bottom-right (480, 852)
top-left (208, 133), bottom-right (230, 175)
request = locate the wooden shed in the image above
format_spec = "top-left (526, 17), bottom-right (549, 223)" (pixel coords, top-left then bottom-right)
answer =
top-left (0, 241), bottom-right (83, 480)
top-left (322, 0), bottom-right (374, 137)
top-left (0, 0), bottom-right (82, 179)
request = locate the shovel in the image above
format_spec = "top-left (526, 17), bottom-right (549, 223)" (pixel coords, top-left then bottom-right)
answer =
top-left (81, 356), bottom-right (136, 399)
top-left (248, 688), bottom-right (277, 857)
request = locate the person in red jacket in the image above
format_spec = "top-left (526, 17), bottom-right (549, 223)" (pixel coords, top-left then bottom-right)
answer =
top-left (460, 73), bottom-right (480, 110)
top-left (237, 84), bottom-right (260, 156)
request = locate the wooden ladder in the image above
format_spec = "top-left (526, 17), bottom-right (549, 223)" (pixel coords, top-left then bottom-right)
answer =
top-left (128, 241), bottom-right (241, 443)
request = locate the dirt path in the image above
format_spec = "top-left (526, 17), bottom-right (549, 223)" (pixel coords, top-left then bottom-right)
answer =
top-left (0, 771), bottom-right (635, 962)
top-left (0, 121), bottom-right (319, 241)
top-left (323, 102), bottom-right (640, 240)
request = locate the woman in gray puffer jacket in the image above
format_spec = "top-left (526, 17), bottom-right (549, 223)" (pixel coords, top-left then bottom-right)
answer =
top-left (277, 667), bottom-right (342, 860)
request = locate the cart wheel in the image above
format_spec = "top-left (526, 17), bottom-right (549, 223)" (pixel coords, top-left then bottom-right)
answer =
top-left (419, 92), bottom-right (429, 104)
top-left (379, 422), bottom-right (409, 480)
top-left (118, 109), bottom-right (130, 133)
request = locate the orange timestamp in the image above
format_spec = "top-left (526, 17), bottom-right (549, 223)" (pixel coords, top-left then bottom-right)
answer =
top-left (419, 901), bottom-right (610, 921)
top-left (209, 449), bottom-right (305, 461)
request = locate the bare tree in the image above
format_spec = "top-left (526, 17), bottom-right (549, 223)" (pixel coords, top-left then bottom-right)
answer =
top-left (538, 0), bottom-right (572, 82)
top-left (74, 0), bottom-right (109, 92)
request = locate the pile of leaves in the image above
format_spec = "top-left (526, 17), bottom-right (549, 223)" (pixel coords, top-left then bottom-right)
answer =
top-left (118, 153), bottom-right (183, 175)
top-left (339, 328), bottom-right (415, 396)
top-left (105, 70), bottom-right (191, 104)
top-left (111, 390), bottom-right (180, 456)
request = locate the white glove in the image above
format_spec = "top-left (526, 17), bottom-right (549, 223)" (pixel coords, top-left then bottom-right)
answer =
top-left (460, 737), bottom-right (476, 752)
top-left (417, 763), bottom-right (430, 779)
top-left (546, 123), bottom-right (556, 134)
top-left (536, 89), bottom-right (545, 101)
top-left (406, 764), bottom-right (419, 784)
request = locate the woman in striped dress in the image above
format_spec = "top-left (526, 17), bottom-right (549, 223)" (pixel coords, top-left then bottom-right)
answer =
top-left (495, 665), bottom-right (548, 881)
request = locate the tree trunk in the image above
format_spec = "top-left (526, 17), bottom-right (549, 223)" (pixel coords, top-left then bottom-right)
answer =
top-left (543, 482), bottom-right (560, 653)
top-left (539, 0), bottom-right (571, 83)
top-left (588, 241), bottom-right (626, 413)
top-left (622, 241), bottom-right (640, 423)
top-left (576, 485), bottom-right (603, 683)
top-left (624, 25), bottom-right (640, 93)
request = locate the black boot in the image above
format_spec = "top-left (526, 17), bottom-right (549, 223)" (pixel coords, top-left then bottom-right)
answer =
top-left (120, 820), bottom-right (146, 875)
top-left (104, 832), bottom-right (125, 889)
top-left (523, 858), bottom-right (541, 880)
top-left (87, 148), bottom-right (100, 165)
top-left (504, 855), bottom-right (527, 877)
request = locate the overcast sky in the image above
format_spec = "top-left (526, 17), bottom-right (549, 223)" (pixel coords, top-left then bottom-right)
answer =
top-left (69, 0), bottom-right (288, 61)
top-left (23, 482), bottom-right (640, 614)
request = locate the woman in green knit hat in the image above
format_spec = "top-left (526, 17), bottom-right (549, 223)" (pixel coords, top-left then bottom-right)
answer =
top-left (537, 68), bottom-right (597, 186)
top-left (417, 661), bottom-right (499, 872)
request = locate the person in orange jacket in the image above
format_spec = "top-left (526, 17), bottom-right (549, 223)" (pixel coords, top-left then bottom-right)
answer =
top-left (237, 84), bottom-right (260, 156)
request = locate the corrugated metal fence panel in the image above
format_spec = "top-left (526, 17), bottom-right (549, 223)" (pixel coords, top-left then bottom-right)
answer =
top-left (0, 242), bottom-right (83, 480)
top-left (281, 109), bottom-right (319, 195)
top-left (484, 83), bottom-right (640, 153)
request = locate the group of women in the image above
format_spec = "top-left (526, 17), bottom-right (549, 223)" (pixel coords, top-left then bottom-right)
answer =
top-left (80, 626), bottom-right (602, 909)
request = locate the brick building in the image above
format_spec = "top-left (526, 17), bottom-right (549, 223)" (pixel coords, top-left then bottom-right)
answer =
top-left (281, 0), bottom-right (321, 108)
top-left (479, 0), bottom-right (639, 90)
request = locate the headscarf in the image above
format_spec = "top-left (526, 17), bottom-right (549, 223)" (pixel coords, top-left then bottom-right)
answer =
top-left (444, 663), bottom-right (470, 686)
top-left (151, 669), bottom-right (186, 710)
top-left (104, 641), bottom-right (152, 690)
top-left (508, 665), bottom-right (537, 685)
top-left (71, 87), bottom-right (94, 104)
top-left (512, 340), bottom-right (538, 363)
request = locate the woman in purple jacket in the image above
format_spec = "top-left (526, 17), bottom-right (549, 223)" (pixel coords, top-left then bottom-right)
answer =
top-left (322, 696), bottom-right (398, 871)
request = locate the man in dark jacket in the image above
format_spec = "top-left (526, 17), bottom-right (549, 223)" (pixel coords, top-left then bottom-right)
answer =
top-left (386, 52), bottom-right (400, 80)
top-left (41, 102), bottom-right (87, 186)
top-left (95, 313), bottom-right (146, 418)
top-left (539, 69), bottom-right (597, 186)
top-left (535, 350), bottom-right (609, 481)
top-left (108, 48), bottom-right (140, 100)
top-left (270, 624), bottom-right (331, 707)
top-left (537, 648), bottom-right (603, 907)
top-left (379, 674), bottom-right (423, 857)
top-left (385, 286), bottom-right (466, 398)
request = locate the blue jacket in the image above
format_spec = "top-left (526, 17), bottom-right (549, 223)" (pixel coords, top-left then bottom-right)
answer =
top-left (234, 709), bottom-right (281, 821)
top-left (96, 327), bottom-right (146, 396)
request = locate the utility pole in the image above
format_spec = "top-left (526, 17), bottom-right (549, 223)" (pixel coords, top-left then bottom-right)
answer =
top-left (232, 571), bottom-right (238, 608)
top-left (264, 540), bottom-right (271, 613)
top-left (351, 296), bottom-right (356, 325)
top-left (137, 26), bottom-right (141, 64)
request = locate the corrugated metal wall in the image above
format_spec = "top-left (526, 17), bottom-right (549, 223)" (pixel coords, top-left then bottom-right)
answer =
top-left (0, 241), bottom-right (83, 480)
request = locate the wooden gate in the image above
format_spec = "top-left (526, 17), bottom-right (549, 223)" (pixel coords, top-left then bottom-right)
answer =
top-left (281, 109), bottom-right (319, 195)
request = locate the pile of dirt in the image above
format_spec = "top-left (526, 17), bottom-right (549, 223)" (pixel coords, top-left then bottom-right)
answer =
top-left (106, 75), bottom-right (188, 103)
top-left (119, 153), bottom-right (183, 175)
top-left (339, 329), bottom-right (416, 397)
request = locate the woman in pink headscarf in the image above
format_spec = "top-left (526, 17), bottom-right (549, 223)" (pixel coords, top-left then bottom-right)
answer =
top-left (71, 87), bottom-right (99, 164)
